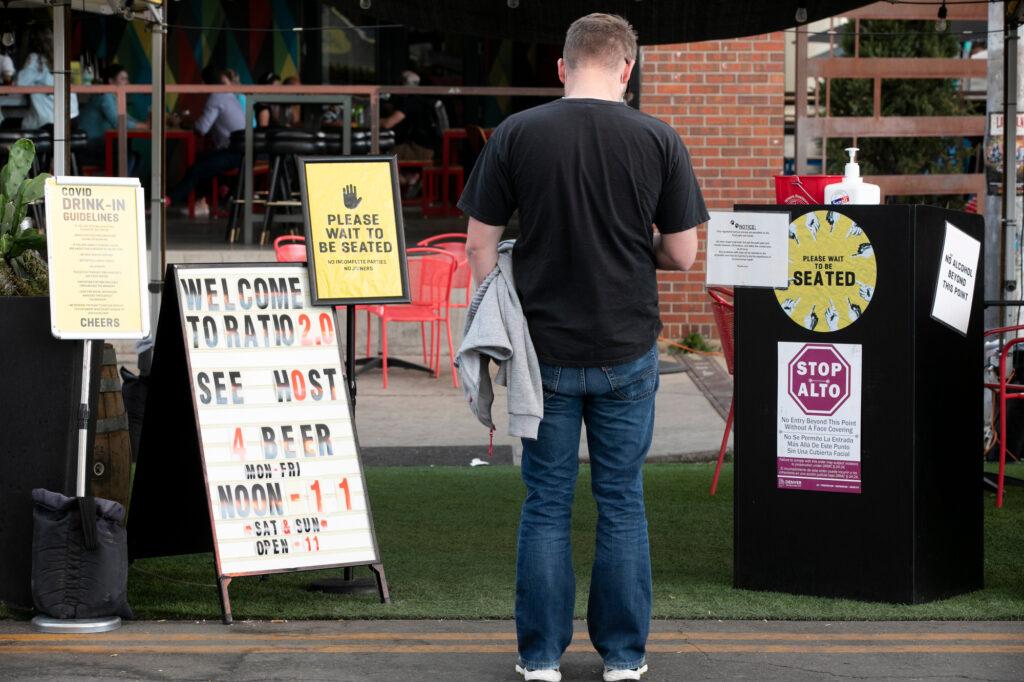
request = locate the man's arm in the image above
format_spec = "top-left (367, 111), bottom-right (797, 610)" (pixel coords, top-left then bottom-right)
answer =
top-left (381, 110), bottom-right (406, 130)
top-left (192, 96), bottom-right (221, 136)
top-left (653, 225), bottom-right (702, 271)
top-left (465, 217), bottom-right (505, 286)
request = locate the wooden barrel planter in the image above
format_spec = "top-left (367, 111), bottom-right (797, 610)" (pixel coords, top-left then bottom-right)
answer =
top-left (91, 344), bottom-right (132, 509)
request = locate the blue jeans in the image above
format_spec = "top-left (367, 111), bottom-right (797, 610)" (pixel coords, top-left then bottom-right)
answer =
top-left (516, 343), bottom-right (658, 671)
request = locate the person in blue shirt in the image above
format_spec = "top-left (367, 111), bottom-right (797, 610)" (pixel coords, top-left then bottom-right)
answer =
top-left (16, 26), bottom-right (79, 130)
top-left (76, 64), bottom-right (146, 174)
top-left (77, 64), bottom-right (143, 141)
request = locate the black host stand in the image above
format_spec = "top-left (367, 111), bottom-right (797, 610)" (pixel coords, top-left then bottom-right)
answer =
top-left (733, 204), bottom-right (984, 603)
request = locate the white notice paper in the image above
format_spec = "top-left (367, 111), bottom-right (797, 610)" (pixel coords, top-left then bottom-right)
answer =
top-left (931, 222), bottom-right (980, 336)
top-left (705, 211), bottom-right (789, 288)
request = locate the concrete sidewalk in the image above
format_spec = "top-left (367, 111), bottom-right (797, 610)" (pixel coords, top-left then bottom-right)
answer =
top-left (352, 360), bottom-right (730, 466)
top-left (1, 619), bottom-right (1020, 681)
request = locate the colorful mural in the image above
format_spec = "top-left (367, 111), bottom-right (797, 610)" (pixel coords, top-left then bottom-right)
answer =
top-left (70, 0), bottom-right (300, 116)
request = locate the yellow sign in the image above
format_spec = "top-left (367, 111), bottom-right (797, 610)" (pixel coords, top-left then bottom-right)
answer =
top-left (301, 158), bottom-right (408, 305)
top-left (44, 176), bottom-right (149, 339)
top-left (774, 210), bottom-right (877, 333)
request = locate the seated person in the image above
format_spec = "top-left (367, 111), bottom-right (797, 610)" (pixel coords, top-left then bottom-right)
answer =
top-left (255, 71), bottom-right (283, 128)
top-left (166, 65), bottom-right (246, 208)
top-left (282, 75), bottom-right (303, 128)
top-left (383, 70), bottom-right (436, 162)
top-left (382, 71), bottom-right (439, 196)
top-left (76, 64), bottom-right (146, 173)
top-left (17, 26), bottom-right (79, 130)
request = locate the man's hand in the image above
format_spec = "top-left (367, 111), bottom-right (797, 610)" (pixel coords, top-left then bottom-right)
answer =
top-left (466, 217), bottom-right (505, 287)
top-left (653, 224), bottom-right (701, 271)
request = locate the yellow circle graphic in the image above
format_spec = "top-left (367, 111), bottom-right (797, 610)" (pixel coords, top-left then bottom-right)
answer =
top-left (774, 210), bottom-right (877, 333)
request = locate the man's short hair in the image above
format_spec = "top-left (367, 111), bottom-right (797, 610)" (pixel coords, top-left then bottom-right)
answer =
top-left (563, 13), bottom-right (638, 70)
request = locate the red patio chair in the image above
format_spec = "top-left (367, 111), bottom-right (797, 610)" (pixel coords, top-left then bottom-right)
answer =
top-left (708, 286), bottom-right (735, 496)
top-left (984, 324), bottom-right (1024, 508)
top-left (417, 233), bottom-right (471, 308)
top-left (364, 247), bottom-right (459, 389)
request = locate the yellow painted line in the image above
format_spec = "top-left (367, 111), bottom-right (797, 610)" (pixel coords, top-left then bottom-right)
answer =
top-left (0, 632), bottom-right (517, 643)
top-left (650, 632), bottom-right (1024, 642)
top-left (2, 631), bottom-right (1021, 644)
top-left (1, 643), bottom-right (1023, 655)
top-left (648, 644), bottom-right (1024, 654)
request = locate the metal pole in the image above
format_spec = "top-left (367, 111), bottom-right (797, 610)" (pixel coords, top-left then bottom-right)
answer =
top-left (75, 341), bottom-right (92, 497)
top-left (794, 25), bottom-right (808, 175)
top-left (243, 97), bottom-right (254, 244)
top-left (1003, 4), bottom-right (1021, 328)
top-left (52, 1), bottom-right (70, 175)
top-left (117, 87), bottom-right (128, 177)
top-left (144, 4), bottom-right (166, 372)
top-left (347, 305), bottom-right (357, 412)
top-left (370, 88), bottom-right (380, 154)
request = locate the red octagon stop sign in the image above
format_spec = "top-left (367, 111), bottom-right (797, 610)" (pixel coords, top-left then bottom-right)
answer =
top-left (787, 344), bottom-right (851, 416)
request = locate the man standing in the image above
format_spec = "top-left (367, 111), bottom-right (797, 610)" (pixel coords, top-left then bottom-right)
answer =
top-left (459, 13), bottom-right (706, 682)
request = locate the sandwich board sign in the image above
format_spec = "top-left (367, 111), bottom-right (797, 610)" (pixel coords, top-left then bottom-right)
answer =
top-left (43, 176), bottom-right (149, 339)
top-left (128, 263), bottom-right (388, 623)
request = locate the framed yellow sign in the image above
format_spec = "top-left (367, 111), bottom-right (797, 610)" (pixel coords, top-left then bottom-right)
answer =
top-left (298, 156), bottom-right (410, 306)
top-left (43, 175), bottom-right (149, 340)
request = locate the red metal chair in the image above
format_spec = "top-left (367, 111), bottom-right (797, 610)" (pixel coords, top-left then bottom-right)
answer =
top-left (417, 233), bottom-right (471, 308)
top-left (273, 235), bottom-right (307, 263)
top-left (708, 286), bottom-right (735, 496)
top-left (364, 247), bottom-right (459, 389)
top-left (983, 324), bottom-right (1024, 507)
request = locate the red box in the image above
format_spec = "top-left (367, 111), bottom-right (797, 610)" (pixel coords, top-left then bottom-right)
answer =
top-left (775, 175), bottom-right (843, 205)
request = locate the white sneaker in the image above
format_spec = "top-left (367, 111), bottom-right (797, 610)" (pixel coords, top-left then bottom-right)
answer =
top-left (603, 664), bottom-right (648, 681)
top-left (515, 664), bottom-right (562, 681)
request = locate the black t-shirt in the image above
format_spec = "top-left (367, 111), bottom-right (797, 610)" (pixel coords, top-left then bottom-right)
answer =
top-left (389, 95), bottom-right (436, 149)
top-left (457, 98), bottom-right (708, 367)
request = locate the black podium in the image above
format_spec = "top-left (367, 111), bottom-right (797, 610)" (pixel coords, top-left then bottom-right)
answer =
top-left (733, 204), bottom-right (984, 603)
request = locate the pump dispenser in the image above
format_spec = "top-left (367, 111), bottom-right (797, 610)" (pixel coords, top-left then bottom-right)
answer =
top-left (823, 147), bottom-right (880, 205)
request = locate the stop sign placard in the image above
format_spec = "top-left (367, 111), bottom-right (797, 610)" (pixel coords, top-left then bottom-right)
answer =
top-left (787, 344), bottom-right (851, 415)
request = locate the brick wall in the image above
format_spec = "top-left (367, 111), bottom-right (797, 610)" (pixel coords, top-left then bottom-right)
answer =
top-left (641, 32), bottom-right (785, 343)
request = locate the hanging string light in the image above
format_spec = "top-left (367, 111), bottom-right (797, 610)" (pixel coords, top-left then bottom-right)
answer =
top-left (508, 0), bottom-right (520, 8)
top-left (359, 0), bottom-right (371, 9)
top-left (936, 1), bottom-right (949, 32)
top-left (0, 0), bottom-right (10, 47)
top-left (795, 4), bottom-right (808, 24)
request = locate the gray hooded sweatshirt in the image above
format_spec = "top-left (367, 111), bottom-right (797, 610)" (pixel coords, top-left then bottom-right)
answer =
top-left (457, 241), bottom-right (543, 440)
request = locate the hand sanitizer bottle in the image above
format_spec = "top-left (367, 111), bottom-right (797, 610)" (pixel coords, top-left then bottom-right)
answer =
top-left (823, 147), bottom-right (880, 205)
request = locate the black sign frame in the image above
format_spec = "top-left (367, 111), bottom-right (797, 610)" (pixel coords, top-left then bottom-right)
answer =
top-left (297, 155), bottom-right (411, 306)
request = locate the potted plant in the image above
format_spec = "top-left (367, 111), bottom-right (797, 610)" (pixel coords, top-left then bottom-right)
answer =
top-left (0, 138), bottom-right (100, 611)
top-left (0, 139), bottom-right (50, 294)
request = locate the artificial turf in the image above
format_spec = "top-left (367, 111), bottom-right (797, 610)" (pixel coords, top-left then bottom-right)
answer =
top-left (3, 463), bottom-right (1022, 621)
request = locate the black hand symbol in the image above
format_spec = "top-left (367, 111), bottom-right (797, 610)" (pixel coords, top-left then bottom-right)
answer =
top-left (343, 184), bottom-right (362, 209)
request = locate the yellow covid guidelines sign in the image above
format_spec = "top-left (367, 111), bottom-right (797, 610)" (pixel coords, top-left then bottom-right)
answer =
top-left (303, 159), bottom-right (407, 304)
top-left (774, 210), bottom-right (877, 333)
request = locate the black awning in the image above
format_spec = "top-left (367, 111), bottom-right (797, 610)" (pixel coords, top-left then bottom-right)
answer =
top-left (332, 1), bottom-right (875, 45)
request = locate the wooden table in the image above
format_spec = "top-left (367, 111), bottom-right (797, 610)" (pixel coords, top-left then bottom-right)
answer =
top-left (104, 128), bottom-right (199, 217)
